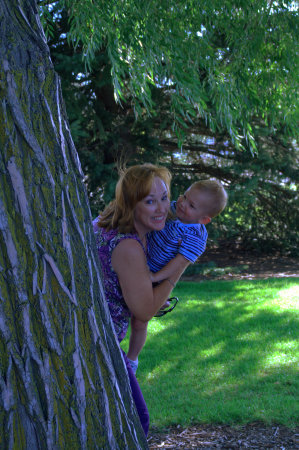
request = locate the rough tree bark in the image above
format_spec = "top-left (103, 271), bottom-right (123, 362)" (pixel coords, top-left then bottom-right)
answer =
top-left (0, 1), bottom-right (148, 448)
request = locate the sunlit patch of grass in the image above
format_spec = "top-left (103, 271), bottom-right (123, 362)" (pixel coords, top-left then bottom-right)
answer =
top-left (264, 339), bottom-right (299, 367)
top-left (122, 277), bottom-right (299, 429)
top-left (200, 342), bottom-right (225, 358)
top-left (147, 319), bottom-right (170, 336)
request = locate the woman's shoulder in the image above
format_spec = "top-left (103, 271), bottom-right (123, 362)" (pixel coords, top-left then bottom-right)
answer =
top-left (111, 233), bottom-right (145, 260)
top-left (94, 219), bottom-right (141, 247)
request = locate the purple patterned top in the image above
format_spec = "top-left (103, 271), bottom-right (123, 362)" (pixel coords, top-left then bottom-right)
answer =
top-left (93, 218), bottom-right (145, 342)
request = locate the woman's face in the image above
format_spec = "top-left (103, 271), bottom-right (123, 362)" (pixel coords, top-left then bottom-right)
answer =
top-left (134, 177), bottom-right (170, 237)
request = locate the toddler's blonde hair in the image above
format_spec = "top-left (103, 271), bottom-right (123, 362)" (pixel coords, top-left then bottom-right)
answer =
top-left (191, 180), bottom-right (228, 218)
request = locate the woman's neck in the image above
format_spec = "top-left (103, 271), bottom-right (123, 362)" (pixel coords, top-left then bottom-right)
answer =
top-left (134, 223), bottom-right (148, 248)
top-left (138, 233), bottom-right (147, 248)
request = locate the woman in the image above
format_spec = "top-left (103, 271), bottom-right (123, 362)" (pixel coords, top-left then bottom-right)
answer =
top-left (93, 164), bottom-right (187, 436)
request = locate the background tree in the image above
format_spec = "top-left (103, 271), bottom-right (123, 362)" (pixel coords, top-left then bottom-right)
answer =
top-left (62, 0), bottom-right (298, 146)
top-left (42, 1), bottom-right (299, 255)
top-left (0, 1), bottom-right (148, 447)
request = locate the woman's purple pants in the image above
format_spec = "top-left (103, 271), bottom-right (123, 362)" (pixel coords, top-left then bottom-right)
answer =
top-left (121, 350), bottom-right (150, 436)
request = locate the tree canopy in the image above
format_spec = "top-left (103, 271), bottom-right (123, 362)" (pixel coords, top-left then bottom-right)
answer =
top-left (41, 1), bottom-right (299, 255)
top-left (41, 0), bottom-right (299, 150)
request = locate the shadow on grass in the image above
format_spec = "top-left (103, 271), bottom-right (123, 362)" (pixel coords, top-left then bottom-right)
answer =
top-left (133, 278), bottom-right (299, 427)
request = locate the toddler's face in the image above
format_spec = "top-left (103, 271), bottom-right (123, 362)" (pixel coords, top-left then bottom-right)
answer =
top-left (176, 186), bottom-right (211, 225)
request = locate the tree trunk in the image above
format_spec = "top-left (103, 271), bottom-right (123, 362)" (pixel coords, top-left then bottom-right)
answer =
top-left (0, 1), bottom-right (148, 448)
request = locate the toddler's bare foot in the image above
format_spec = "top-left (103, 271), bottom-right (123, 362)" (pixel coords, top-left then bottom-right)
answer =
top-left (160, 300), bottom-right (170, 310)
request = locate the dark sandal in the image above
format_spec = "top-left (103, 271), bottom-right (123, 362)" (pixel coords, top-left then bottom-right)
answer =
top-left (154, 297), bottom-right (179, 317)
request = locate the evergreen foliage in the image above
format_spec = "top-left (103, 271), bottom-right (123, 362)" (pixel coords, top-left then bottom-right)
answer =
top-left (40, 1), bottom-right (299, 255)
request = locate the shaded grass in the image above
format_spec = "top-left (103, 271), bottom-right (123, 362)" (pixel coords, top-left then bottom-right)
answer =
top-left (122, 278), bottom-right (299, 428)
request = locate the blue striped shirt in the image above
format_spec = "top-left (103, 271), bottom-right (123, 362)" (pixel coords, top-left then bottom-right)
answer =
top-left (147, 201), bottom-right (208, 272)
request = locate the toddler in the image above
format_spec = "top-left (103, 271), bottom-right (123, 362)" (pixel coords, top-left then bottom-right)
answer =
top-left (127, 180), bottom-right (228, 373)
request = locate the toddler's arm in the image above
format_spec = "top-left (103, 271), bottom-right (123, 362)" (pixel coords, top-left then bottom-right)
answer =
top-left (151, 254), bottom-right (190, 284)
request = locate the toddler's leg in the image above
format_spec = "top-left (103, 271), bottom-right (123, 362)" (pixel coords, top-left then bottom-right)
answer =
top-left (127, 316), bottom-right (149, 373)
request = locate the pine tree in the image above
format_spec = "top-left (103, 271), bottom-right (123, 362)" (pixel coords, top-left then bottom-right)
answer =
top-left (41, 2), bottom-right (298, 254)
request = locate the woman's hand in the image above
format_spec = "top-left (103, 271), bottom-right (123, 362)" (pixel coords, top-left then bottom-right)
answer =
top-left (150, 271), bottom-right (158, 283)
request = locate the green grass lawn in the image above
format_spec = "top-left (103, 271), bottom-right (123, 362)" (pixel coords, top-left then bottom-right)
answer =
top-left (121, 278), bottom-right (299, 428)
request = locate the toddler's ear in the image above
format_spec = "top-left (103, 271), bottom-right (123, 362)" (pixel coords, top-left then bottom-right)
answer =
top-left (200, 216), bottom-right (211, 225)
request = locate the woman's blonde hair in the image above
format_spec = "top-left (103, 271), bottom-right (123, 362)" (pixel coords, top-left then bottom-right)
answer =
top-left (98, 164), bottom-right (172, 233)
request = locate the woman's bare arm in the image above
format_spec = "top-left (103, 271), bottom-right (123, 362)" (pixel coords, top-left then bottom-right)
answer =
top-left (112, 239), bottom-right (185, 321)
